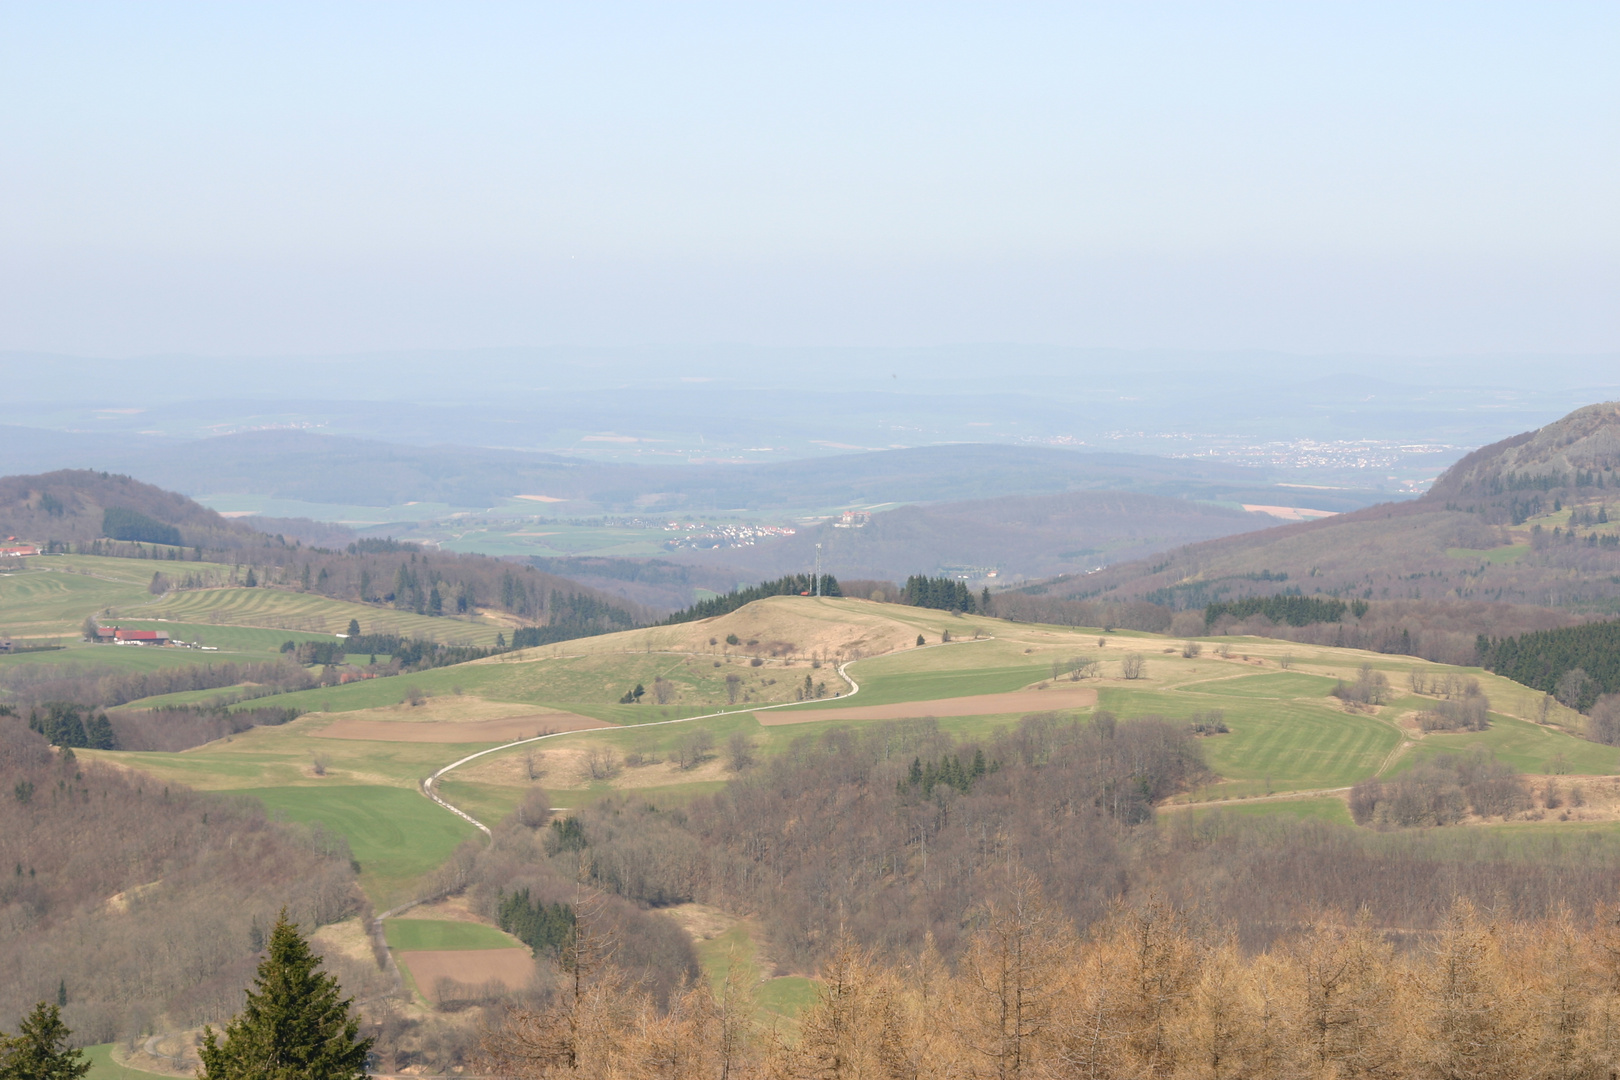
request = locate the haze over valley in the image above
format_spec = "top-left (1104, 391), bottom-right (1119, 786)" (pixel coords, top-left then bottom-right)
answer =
top-left (3, 5), bottom-right (1620, 1079)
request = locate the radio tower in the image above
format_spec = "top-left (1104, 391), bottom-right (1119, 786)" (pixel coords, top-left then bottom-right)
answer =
top-left (813, 543), bottom-right (823, 596)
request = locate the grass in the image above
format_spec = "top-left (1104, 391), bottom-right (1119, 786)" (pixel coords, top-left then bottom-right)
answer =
top-left (0, 641), bottom-right (235, 676)
top-left (384, 917), bottom-right (518, 950)
top-left (1103, 683), bottom-right (1400, 797)
top-left (1178, 671), bottom-right (1340, 698)
top-left (0, 559), bottom-right (151, 636)
top-left (240, 785), bottom-right (477, 908)
top-left (1391, 713), bottom-right (1620, 776)
top-left (140, 588), bottom-right (504, 645)
top-left (81, 1044), bottom-right (177, 1080)
top-left (691, 921), bottom-right (818, 1021)
top-left (1446, 544), bottom-right (1529, 564)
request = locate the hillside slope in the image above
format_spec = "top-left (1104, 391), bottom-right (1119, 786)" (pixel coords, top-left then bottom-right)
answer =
top-left (0, 469), bottom-right (351, 549)
top-left (0, 470), bottom-right (651, 634)
top-left (1036, 401), bottom-right (1620, 616)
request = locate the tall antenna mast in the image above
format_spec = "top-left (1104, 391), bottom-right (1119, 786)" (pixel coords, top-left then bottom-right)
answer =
top-left (814, 542), bottom-right (822, 596)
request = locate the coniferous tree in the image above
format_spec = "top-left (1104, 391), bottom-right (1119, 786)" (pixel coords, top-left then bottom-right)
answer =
top-left (0, 1002), bottom-right (90, 1080)
top-left (198, 911), bottom-right (372, 1080)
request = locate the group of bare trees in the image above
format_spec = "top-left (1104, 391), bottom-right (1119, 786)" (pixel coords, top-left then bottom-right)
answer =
top-left (0, 719), bottom-right (360, 1043)
top-left (553, 712), bottom-right (1620, 974)
top-left (479, 874), bottom-right (1620, 1080)
top-left (1349, 751), bottom-right (1528, 827)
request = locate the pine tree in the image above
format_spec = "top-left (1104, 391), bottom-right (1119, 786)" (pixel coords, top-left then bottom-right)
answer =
top-left (0, 1002), bottom-right (90, 1080)
top-left (198, 911), bottom-right (372, 1080)
top-left (346, 619), bottom-right (361, 637)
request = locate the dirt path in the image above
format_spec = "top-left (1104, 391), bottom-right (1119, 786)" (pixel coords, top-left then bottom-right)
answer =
top-left (419, 635), bottom-right (998, 833)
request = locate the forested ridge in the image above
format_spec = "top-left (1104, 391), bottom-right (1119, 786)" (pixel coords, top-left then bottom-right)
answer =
top-left (0, 719), bottom-right (361, 1042)
top-left (1017, 402), bottom-right (1620, 627)
top-left (0, 469), bottom-right (649, 637)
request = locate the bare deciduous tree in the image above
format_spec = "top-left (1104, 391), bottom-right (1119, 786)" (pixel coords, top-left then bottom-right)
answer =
top-left (582, 745), bottom-right (620, 781)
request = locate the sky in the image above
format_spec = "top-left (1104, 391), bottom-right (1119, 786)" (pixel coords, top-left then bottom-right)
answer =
top-left (1, 2), bottom-right (1616, 358)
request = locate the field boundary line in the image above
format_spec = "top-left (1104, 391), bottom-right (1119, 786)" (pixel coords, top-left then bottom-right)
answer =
top-left (420, 634), bottom-right (996, 833)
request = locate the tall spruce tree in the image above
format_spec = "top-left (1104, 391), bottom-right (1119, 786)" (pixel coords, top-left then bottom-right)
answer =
top-left (0, 1002), bottom-right (90, 1080)
top-left (199, 911), bottom-right (372, 1080)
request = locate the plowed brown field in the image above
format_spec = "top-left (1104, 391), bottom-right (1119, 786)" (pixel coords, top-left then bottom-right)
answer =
top-left (399, 947), bottom-right (536, 993)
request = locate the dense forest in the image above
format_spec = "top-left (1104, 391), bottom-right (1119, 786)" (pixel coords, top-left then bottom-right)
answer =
top-left (1202, 594), bottom-right (1354, 628)
top-left (1481, 618), bottom-right (1620, 711)
top-left (901, 574), bottom-right (982, 614)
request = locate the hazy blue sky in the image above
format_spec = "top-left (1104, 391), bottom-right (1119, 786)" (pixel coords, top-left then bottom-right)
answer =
top-left (2, 2), bottom-right (1615, 357)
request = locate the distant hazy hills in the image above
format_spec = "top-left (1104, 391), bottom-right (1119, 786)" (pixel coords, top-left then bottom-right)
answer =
top-left (666, 490), bottom-right (1272, 586)
top-left (0, 427), bottom-right (1391, 515)
top-left (1041, 402), bottom-right (1620, 615)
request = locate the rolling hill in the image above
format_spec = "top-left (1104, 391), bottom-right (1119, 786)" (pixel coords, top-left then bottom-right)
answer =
top-left (0, 428), bottom-right (1394, 515)
top-left (0, 470), bottom-right (652, 640)
top-left (1034, 401), bottom-right (1620, 617)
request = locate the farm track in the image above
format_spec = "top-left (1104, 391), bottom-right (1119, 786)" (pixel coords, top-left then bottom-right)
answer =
top-left (419, 634), bottom-right (998, 833)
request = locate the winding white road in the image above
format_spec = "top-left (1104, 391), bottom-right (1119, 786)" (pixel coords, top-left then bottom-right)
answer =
top-left (419, 634), bottom-right (996, 833)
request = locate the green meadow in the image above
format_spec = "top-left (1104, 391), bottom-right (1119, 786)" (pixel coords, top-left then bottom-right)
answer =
top-left (81, 1043), bottom-right (177, 1080)
top-left (243, 785), bottom-right (478, 908)
top-left (384, 918), bottom-right (518, 951)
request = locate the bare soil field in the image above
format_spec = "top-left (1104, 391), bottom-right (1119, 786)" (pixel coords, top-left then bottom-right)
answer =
top-left (398, 948), bottom-right (536, 993)
top-left (760, 684), bottom-right (1098, 724)
top-left (315, 711), bottom-right (608, 743)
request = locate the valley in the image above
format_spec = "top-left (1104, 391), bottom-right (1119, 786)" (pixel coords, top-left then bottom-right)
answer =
top-left (6, 403), bottom-right (1620, 1077)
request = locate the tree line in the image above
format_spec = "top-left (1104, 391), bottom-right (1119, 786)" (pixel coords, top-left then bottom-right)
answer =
top-left (1203, 594), bottom-right (1353, 628)
top-left (1481, 617), bottom-right (1620, 712)
top-left (660, 574), bottom-right (842, 625)
top-left (902, 574), bottom-right (982, 614)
